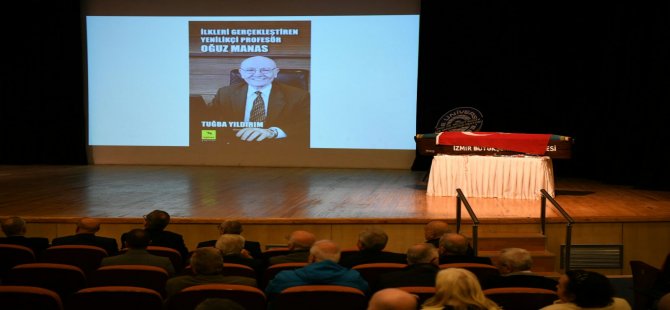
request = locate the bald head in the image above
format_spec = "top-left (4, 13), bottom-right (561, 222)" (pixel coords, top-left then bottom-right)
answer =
top-left (76, 218), bottom-right (101, 234)
top-left (309, 240), bottom-right (341, 263)
top-left (439, 233), bottom-right (469, 255)
top-left (368, 288), bottom-right (418, 310)
top-left (288, 230), bottom-right (316, 250)
top-left (1, 216), bottom-right (26, 236)
top-left (424, 221), bottom-right (449, 240)
top-left (239, 56), bottom-right (279, 89)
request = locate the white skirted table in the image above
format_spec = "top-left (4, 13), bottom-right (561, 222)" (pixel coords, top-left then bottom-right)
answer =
top-left (427, 154), bottom-right (555, 200)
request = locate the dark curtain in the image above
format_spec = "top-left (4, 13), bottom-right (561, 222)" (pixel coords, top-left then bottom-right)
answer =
top-left (0, 0), bottom-right (86, 164)
top-left (415, 1), bottom-right (670, 190)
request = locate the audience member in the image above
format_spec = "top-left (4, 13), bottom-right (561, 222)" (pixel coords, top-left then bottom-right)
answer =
top-left (268, 230), bottom-right (316, 265)
top-left (102, 228), bottom-right (175, 276)
top-left (215, 233), bottom-right (264, 275)
top-left (197, 220), bottom-right (262, 259)
top-left (378, 243), bottom-right (440, 291)
top-left (541, 270), bottom-right (631, 310)
top-left (368, 288), bottom-right (418, 310)
top-left (195, 298), bottom-right (245, 310)
top-left (339, 228), bottom-right (407, 268)
top-left (121, 209), bottom-right (189, 263)
top-left (422, 268), bottom-right (500, 310)
top-left (438, 233), bottom-right (492, 265)
top-left (424, 221), bottom-right (450, 248)
top-left (265, 239), bottom-right (368, 298)
top-left (482, 247), bottom-right (557, 290)
top-left (0, 216), bottom-right (49, 256)
top-left (166, 247), bottom-right (257, 298)
top-left (51, 217), bottom-right (119, 255)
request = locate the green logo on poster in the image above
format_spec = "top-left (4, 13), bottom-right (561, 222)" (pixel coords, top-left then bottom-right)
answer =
top-left (201, 130), bottom-right (216, 141)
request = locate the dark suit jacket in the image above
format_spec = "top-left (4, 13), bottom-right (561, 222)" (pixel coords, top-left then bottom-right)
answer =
top-left (121, 229), bottom-right (189, 264)
top-left (100, 248), bottom-right (175, 276)
top-left (377, 263), bottom-right (440, 291)
top-left (0, 236), bottom-right (49, 257)
top-left (339, 250), bottom-right (407, 269)
top-left (52, 233), bottom-right (119, 256)
top-left (439, 254), bottom-right (493, 265)
top-left (222, 254), bottom-right (265, 276)
top-left (210, 82), bottom-right (310, 145)
top-left (482, 272), bottom-right (558, 291)
top-left (197, 239), bottom-right (263, 259)
top-left (268, 250), bottom-right (311, 265)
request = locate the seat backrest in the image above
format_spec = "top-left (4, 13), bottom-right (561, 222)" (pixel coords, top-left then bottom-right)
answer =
top-left (41, 245), bottom-right (107, 276)
top-left (272, 285), bottom-right (367, 310)
top-left (439, 263), bottom-right (500, 283)
top-left (396, 286), bottom-right (436, 307)
top-left (352, 263), bottom-right (407, 291)
top-left (483, 287), bottom-right (558, 310)
top-left (223, 262), bottom-right (258, 278)
top-left (89, 264), bottom-right (169, 297)
top-left (262, 262), bottom-right (308, 289)
top-left (0, 285), bottom-right (63, 310)
top-left (68, 286), bottom-right (163, 310)
top-left (4, 263), bottom-right (87, 300)
top-left (165, 284), bottom-right (267, 310)
top-left (0, 243), bottom-right (36, 278)
top-left (630, 260), bottom-right (662, 310)
top-left (147, 245), bottom-right (183, 272)
top-left (230, 68), bottom-right (310, 90)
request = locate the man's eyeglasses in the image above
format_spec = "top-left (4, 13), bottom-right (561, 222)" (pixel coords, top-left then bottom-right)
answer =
top-left (240, 67), bottom-right (276, 75)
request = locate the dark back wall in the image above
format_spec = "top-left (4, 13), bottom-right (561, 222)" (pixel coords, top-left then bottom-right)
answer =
top-left (1, 1), bottom-right (668, 190)
top-left (416, 1), bottom-right (669, 190)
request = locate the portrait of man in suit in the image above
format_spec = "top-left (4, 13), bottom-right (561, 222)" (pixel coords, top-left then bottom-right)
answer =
top-left (209, 55), bottom-right (310, 145)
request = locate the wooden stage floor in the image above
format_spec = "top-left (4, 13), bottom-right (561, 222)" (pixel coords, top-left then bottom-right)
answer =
top-left (1, 165), bottom-right (669, 224)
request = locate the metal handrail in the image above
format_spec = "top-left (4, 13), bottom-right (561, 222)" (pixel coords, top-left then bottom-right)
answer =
top-left (540, 189), bottom-right (575, 271)
top-left (455, 188), bottom-right (479, 256)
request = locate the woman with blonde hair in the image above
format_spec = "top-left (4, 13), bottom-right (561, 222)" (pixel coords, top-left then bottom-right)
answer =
top-left (422, 268), bottom-right (500, 310)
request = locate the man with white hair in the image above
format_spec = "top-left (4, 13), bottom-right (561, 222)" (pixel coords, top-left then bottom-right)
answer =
top-left (210, 55), bottom-right (309, 144)
top-left (482, 247), bottom-right (557, 290)
top-left (265, 239), bottom-right (369, 298)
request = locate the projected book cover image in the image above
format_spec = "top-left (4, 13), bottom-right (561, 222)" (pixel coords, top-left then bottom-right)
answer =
top-left (189, 21), bottom-right (311, 149)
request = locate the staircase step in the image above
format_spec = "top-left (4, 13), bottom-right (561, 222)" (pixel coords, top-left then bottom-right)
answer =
top-left (466, 232), bottom-right (547, 251)
top-left (479, 250), bottom-right (556, 272)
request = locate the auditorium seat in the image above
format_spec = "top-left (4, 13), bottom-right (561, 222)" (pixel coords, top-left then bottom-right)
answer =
top-left (119, 245), bottom-right (184, 272)
top-left (68, 286), bottom-right (163, 310)
top-left (483, 287), bottom-right (558, 310)
top-left (165, 283), bottom-right (267, 310)
top-left (439, 263), bottom-right (500, 283)
top-left (271, 285), bottom-right (367, 310)
top-left (88, 264), bottom-right (169, 297)
top-left (41, 245), bottom-right (107, 276)
top-left (223, 262), bottom-right (258, 278)
top-left (0, 285), bottom-right (63, 310)
top-left (352, 262), bottom-right (407, 291)
top-left (0, 243), bottom-right (35, 279)
top-left (3, 263), bottom-right (87, 301)
top-left (630, 260), bottom-right (663, 310)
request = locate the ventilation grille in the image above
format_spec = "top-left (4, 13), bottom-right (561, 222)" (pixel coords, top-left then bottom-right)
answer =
top-left (560, 244), bottom-right (623, 269)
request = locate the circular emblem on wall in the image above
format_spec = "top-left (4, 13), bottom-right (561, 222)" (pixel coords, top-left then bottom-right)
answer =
top-left (435, 107), bottom-right (484, 132)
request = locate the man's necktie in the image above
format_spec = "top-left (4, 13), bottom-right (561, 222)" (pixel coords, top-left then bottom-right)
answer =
top-left (250, 91), bottom-right (266, 122)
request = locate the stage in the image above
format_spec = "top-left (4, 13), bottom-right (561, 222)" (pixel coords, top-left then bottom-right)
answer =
top-left (1, 165), bottom-right (669, 274)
